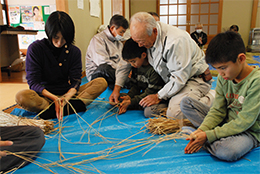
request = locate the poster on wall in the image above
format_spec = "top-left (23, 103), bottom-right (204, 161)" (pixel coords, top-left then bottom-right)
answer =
top-left (34, 21), bottom-right (45, 30)
top-left (21, 6), bottom-right (33, 23)
top-left (32, 6), bottom-right (43, 21)
top-left (90, 0), bottom-right (100, 17)
top-left (18, 35), bottom-right (36, 49)
top-left (8, 4), bottom-right (56, 50)
top-left (9, 6), bottom-right (20, 24)
top-left (10, 5), bottom-right (51, 31)
top-left (20, 23), bottom-right (34, 30)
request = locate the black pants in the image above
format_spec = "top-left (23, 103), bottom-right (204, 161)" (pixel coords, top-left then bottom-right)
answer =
top-left (91, 63), bottom-right (116, 89)
top-left (91, 63), bottom-right (132, 89)
top-left (0, 126), bottom-right (45, 172)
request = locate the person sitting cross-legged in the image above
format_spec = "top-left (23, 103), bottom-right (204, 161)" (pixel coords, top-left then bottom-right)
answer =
top-left (181, 31), bottom-right (260, 161)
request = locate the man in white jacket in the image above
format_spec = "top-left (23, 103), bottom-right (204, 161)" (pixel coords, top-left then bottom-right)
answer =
top-left (109, 12), bottom-right (214, 119)
top-left (85, 14), bottom-right (128, 89)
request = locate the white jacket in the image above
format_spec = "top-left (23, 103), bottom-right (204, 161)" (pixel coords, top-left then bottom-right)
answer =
top-left (85, 27), bottom-right (123, 81)
top-left (116, 22), bottom-right (209, 100)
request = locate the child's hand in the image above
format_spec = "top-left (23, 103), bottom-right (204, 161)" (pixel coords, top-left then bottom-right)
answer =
top-left (184, 129), bottom-right (207, 154)
top-left (120, 95), bottom-right (131, 101)
top-left (118, 99), bottom-right (131, 114)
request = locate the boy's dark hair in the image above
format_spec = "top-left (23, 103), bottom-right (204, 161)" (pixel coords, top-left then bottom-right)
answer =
top-left (109, 14), bottom-right (129, 29)
top-left (205, 31), bottom-right (245, 64)
top-left (148, 12), bottom-right (159, 18)
top-left (122, 38), bottom-right (147, 60)
top-left (230, 25), bottom-right (239, 32)
top-left (45, 11), bottom-right (75, 45)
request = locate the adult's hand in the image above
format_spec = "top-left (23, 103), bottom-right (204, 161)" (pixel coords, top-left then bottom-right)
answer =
top-left (63, 88), bottom-right (77, 102)
top-left (54, 98), bottom-right (64, 120)
top-left (0, 138), bottom-right (13, 159)
top-left (139, 94), bottom-right (161, 107)
top-left (56, 88), bottom-right (77, 120)
top-left (41, 90), bottom-right (63, 120)
top-left (198, 37), bottom-right (203, 44)
top-left (109, 85), bottom-right (121, 105)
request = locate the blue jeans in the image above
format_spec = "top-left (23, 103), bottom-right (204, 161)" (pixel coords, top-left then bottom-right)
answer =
top-left (180, 96), bottom-right (260, 161)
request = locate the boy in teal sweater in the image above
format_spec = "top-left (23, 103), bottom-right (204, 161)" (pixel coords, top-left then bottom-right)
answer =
top-left (180, 31), bottom-right (260, 161)
top-left (118, 38), bottom-right (167, 117)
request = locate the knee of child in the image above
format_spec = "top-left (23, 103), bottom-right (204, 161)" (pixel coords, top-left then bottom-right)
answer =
top-left (144, 107), bottom-right (153, 118)
top-left (180, 96), bottom-right (192, 110)
top-left (215, 146), bottom-right (240, 161)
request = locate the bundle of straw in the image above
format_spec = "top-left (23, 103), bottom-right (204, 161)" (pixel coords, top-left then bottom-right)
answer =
top-left (146, 117), bottom-right (193, 135)
top-left (0, 111), bottom-right (54, 134)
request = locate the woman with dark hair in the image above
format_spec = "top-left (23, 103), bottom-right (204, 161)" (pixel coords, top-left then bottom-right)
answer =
top-left (15, 11), bottom-right (107, 120)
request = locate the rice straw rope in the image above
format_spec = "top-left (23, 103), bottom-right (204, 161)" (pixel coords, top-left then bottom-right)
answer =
top-left (1, 97), bottom-right (190, 174)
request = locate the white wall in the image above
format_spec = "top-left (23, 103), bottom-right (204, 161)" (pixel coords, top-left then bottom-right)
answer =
top-left (221, 0), bottom-right (254, 46)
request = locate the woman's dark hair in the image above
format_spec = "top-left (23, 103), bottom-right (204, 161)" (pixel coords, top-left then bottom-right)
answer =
top-left (45, 11), bottom-right (75, 45)
top-left (109, 14), bottom-right (129, 29)
top-left (122, 38), bottom-right (147, 60)
top-left (205, 31), bottom-right (245, 65)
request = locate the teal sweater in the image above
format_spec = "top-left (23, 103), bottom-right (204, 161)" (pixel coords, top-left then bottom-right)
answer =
top-left (127, 64), bottom-right (165, 108)
top-left (199, 67), bottom-right (260, 143)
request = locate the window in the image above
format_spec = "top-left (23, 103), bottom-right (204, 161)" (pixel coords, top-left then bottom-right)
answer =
top-left (158, 0), bottom-right (222, 36)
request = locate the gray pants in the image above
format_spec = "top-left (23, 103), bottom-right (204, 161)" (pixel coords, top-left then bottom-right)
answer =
top-left (166, 77), bottom-right (213, 120)
top-left (144, 103), bottom-right (168, 118)
top-left (0, 126), bottom-right (45, 172)
top-left (180, 96), bottom-right (260, 161)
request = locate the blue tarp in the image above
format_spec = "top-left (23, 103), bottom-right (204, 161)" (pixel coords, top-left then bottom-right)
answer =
top-left (10, 77), bottom-right (260, 174)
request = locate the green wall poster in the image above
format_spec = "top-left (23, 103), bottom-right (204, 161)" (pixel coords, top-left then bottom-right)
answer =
top-left (9, 5), bottom-right (50, 32)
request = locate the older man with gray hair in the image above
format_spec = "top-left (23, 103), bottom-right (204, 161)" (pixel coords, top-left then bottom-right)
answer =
top-left (190, 23), bottom-right (208, 48)
top-left (109, 12), bottom-right (214, 121)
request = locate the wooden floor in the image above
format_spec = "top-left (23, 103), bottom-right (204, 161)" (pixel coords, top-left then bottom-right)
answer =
top-left (0, 70), bottom-right (28, 110)
top-left (1, 70), bottom-right (27, 83)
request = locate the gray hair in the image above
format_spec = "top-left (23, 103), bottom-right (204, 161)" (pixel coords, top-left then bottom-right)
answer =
top-left (195, 23), bottom-right (203, 28)
top-left (130, 12), bottom-right (157, 36)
